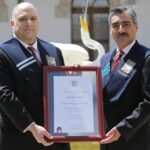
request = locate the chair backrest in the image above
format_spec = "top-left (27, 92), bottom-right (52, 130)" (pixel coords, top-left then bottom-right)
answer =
top-left (52, 42), bottom-right (89, 66)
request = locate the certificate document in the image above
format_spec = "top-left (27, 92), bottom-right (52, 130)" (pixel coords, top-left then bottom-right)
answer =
top-left (43, 66), bottom-right (105, 142)
top-left (54, 76), bottom-right (94, 135)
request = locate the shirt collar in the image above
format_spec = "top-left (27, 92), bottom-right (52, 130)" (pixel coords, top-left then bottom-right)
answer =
top-left (14, 34), bottom-right (38, 52)
top-left (116, 40), bottom-right (136, 54)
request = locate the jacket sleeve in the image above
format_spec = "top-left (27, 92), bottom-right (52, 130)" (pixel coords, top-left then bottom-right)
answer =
top-left (116, 54), bottom-right (150, 141)
top-left (0, 49), bottom-right (34, 132)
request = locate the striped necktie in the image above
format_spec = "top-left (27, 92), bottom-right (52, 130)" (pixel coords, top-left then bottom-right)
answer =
top-left (28, 46), bottom-right (41, 68)
top-left (111, 50), bottom-right (124, 72)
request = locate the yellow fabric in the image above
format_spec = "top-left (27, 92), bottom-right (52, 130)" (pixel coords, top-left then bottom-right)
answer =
top-left (80, 16), bottom-right (89, 32)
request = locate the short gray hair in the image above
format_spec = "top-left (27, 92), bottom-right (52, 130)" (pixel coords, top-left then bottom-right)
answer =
top-left (108, 6), bottom-right (137, 25)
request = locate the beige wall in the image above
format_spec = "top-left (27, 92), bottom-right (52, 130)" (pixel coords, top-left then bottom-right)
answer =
top-left (136, 0), bottom-right (150, 48)
top-left (0, 0), bottom-right (71, 43)
top-left (0, 0), bottom-right (150, 50)
top-left (109, 0), bottom-right (150, 49)
top-left (0, 0), bottom-right (16, 43)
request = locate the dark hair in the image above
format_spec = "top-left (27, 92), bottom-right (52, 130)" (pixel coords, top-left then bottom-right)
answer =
top-left (108, 6), bottom-right (137, 25)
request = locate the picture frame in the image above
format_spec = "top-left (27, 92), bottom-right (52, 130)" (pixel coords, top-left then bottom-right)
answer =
top-left (43, 66), bottom-right (105, 142)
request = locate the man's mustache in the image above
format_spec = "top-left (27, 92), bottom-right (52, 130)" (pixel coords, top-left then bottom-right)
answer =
top-left (117, 32), bottom-right (129, 37)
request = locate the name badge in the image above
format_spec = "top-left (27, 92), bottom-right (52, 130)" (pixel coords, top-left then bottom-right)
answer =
top-left (121, 59), bottom-right (135, 74)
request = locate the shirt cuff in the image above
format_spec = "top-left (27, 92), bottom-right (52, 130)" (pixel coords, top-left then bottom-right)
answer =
top-left (23, 122), bottom-right (35, 133)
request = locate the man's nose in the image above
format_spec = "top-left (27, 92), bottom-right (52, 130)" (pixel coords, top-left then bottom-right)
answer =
top-left (119, 25), bottom-right (125, 33)
top-left (27, 19), bottom-right (32, 24)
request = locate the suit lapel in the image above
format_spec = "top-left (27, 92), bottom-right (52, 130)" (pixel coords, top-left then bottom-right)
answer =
top-left (104, 42), bottom-right (147, 102)
top-left (38, 42), bottom-right (49, 66)
top-left (101, 50), bottom-right (115, 88)
top-left (1, 38), bottom-right (43, 96)
top-left (1, 38), bottom-right (62, 96)
top-left (37, 39), bottom-right (58, 66)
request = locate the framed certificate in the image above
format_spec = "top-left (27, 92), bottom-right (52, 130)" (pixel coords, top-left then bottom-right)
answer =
top-left (43, 66), bottom-right (105, 142)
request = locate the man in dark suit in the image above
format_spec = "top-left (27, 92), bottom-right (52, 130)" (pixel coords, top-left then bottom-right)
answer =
top-left (0, 2), bottom-right (70, 150)
top-left (100, 7), bottom-right (150, 150)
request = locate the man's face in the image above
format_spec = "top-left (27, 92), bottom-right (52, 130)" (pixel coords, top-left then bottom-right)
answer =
top-left (11, 5), bottom-right (39, 45)
top-left (110, 12), bottom-right (138, 49)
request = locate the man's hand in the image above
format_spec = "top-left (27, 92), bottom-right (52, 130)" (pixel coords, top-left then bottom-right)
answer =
top-left (27, 122), bottom-right (54, 146)
top-left (101, 127), bottom-right (121, 144)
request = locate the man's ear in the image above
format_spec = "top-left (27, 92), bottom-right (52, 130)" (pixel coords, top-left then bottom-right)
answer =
top-left (135, 23), bottom-right (138, 31)
top-left (10, 20), bottom-right (14, 27)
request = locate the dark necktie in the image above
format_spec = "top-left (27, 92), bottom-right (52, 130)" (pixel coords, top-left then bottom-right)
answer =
top-left (111, 50), bottom-right (124, 72)
top-left (28, 46), bottom-right (41, 67)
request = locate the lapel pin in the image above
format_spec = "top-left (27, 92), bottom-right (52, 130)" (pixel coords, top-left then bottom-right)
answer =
top-left (46, 55), bottom-right (56, 66)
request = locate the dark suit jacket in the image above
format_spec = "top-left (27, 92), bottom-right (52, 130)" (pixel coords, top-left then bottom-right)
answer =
top-left (100, 41), bottom-right (150, 150)
top-left (0, 38), bottom-right (70, 150)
